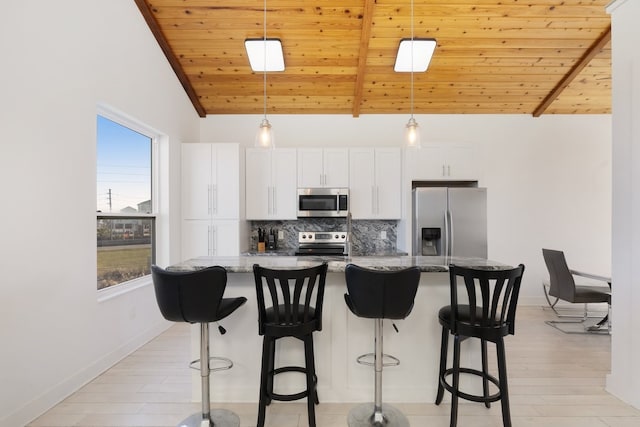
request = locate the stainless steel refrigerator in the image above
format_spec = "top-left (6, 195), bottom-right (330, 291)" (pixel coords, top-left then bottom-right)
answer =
top-left (412, 187), bottom-right (487, 258)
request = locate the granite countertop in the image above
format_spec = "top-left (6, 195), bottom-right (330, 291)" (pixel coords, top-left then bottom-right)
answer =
top-left (167, 255), bottom-right (510, 273)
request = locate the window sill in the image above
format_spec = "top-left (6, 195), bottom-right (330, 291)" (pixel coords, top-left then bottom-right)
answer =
top-left (97, 275), bottom-right (152, 303)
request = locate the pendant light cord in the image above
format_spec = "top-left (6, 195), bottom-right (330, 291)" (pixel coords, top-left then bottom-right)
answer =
top-left (410, 0), bottom-right (414, 120)
top-left (263, 0), bottom-right (267, 121)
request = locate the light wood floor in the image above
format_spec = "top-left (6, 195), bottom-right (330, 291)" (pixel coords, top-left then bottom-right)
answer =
top-left (28, 307), bottom-right (640, 427)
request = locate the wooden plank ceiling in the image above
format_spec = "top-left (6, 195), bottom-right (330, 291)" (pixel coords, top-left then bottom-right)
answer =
top-left (135, 0), bottom-right (611, 118)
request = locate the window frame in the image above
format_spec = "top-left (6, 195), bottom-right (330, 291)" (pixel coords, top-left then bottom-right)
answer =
top-left (96, 105), bottom-right (160, 300)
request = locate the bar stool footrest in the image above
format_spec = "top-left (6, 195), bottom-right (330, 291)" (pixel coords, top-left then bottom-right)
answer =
top-left (356, 352), bottom-right (400, 367)
top-left (267, 366), bottom-right (317, 402)
top-left (189, 356), bottom-right (233, 373)
top-left (441, 367), bottom-right (501, 403)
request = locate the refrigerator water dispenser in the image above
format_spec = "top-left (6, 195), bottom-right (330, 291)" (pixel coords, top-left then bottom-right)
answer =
top-left (421, 228), bottom-right (441, 256)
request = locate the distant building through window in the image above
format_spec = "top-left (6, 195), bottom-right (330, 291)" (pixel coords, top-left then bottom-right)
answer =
top-left (96, 111), bottom-right (156, 291)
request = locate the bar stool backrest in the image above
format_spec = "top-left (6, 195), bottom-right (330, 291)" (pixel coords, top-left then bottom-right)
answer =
top-left (253, 263), bottom-right (328, 336)
top-left (344, 264), bottom-right (421, 319)
top-left (151, 265), bottom-right (228, 324)
top-left (448, 264), bottom-right (525, 339)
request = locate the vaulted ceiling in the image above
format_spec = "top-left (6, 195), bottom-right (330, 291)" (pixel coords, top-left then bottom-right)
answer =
top-left (135, 0), bottom-right (611, 118)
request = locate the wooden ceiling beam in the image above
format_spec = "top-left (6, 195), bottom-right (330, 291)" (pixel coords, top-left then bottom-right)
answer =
top-left (134, 0), bottom-right (207, 117)
top-left (532, 25), bottom-right (611, 117)
top-left (352, 0), bottom-right (376, 118)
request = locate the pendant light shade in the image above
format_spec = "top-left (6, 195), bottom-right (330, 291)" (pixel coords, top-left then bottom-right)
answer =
top-left (405, 117), bottom-right (420, 148)
top-left (256, 118), bottom-right (275, 148)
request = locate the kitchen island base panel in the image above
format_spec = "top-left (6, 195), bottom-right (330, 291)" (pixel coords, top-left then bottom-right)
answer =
top-left (189, 272), bottom-right (483, 403)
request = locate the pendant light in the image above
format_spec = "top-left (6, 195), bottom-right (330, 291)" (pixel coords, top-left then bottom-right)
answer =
top-left (405, 0), bottom-right (420, 148)
top-left (256, 0), bottom-right (274, 148)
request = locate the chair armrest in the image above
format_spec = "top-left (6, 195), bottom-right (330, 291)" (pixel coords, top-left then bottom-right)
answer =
top-left (569, 269), bottom-right (611, 287)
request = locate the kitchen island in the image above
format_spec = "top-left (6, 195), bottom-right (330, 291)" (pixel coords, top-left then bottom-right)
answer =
top-left (168, 255), bottom-right (510, 404)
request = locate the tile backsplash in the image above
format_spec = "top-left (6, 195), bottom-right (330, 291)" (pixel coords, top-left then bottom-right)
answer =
top-left (249, 218), bottom-right (399, 255)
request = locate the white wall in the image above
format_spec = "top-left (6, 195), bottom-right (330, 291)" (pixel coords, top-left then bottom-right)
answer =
top-left (607, 0), bottom-right (640, 409)
top-left (0, 1), bottom-right (615, 423)
top-left (201, 114), bottom-right (612, 305)
top-left (0, 2), bottom-right (199, 426)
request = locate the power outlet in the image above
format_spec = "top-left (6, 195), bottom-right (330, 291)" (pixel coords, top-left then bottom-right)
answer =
top-left (380, 230), bottom-right (387, 240)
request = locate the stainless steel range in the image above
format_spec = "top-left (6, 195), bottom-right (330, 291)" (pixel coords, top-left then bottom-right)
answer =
top-left (295, 231), bottom-right (348, 256)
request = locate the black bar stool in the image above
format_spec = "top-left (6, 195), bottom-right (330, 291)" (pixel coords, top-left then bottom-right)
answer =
top-left (151, 265), bottom-right (247, 427)
top-left (435, 264), bottom-right (525, 427)
top-left (344, 264), bottom-right (421, 427)
top-left (252, 262), bottom-right (328, 427)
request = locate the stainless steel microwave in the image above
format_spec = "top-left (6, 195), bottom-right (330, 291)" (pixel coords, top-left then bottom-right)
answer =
top-left (297, 188), bottom-right (349, 218)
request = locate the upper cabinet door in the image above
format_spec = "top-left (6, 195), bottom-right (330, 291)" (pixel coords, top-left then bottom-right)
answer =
top-left (245, 149), bottom-right (272, 220)
top-left (272, 149), bottom-right (297, 219)
top-left (348, 148), bottom-right (376, 219)
top-left (297, 148), bottom-right (349, 188)
top-left (212, 144), bottom-right (240, 219)
top-left (349, 148), bottom-right (400, 219)
top-left (297, 148), bottom-right (324, 188)
top-left (445, 145), bottom-right (478, 180)
top-left (246, 148), bottom-right (297, 220)
top-left (405, 144), bottom-right (478, 180)
top-left (182, 144), bottom-right (213, 220)
top-left (323, 148), bottom-right (349, 187)
top-left (182, 143), bottom-right (240, 220)
top-left (374, 148), bottom-right (401, 219)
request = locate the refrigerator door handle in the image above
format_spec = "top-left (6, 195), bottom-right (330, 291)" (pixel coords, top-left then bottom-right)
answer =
top-left (444, 210), bottom-right (450, 257)
top-left (448, 209), bottom-right (454, 257)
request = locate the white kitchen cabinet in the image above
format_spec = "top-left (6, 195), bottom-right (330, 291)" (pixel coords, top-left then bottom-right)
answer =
top-left (406, 144), bottom-right (478, 180)
top-left (297, 147), bottom-right (349, 188)
top-left (182, 143), bottom-right (240, 219)
top-left (181, 143), bottom-right (243, 259)
top-left (181, 219), bottom-right (241, 259)
top-left (349, 147), bottom-right (402, 219)
top-left (246, 148), bottom-right (297, 220)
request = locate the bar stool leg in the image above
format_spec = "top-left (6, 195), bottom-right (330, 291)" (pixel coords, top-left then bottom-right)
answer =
top-left (347, 319), bottom-right (409, 427)
top-left (178, 323), bottom-right (240, 427)
top-left (373, 319), bottom-right (384, 423)
top-left (435, 326), bottom-right (449, 405)
top-left (304, 334), bottom-right (317, 427)
top-left (496, 338), bottom-right (512, 427)
top-left (450, 335), bottom-right (461, 427)
top-left (257, 337), bottom-right (272, 427)
top-left (481, 339), bottom-right (491, 409)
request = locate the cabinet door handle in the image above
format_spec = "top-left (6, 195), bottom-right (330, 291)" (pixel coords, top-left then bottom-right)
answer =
top-left (212, 184), bottom-right (217, 215)
top-left (371, 186), bottom-right (375, 213)
top-left (211, 226), bottom-right (216, 255)
top-left (273, 187), bottom-right (277, 215)
top-left (207, 225), bottom-right (212, 256)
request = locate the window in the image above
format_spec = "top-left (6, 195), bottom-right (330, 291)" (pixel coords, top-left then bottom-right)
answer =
top-left (96, 109), bottom-right (156, 291)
